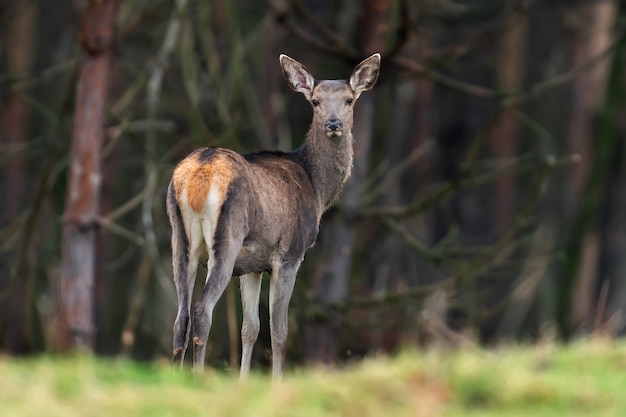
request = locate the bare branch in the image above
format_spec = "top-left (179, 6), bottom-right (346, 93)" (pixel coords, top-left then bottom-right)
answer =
top-left (272, 0), bottom-right (623, 106)
top-left (504, 25), bottom-right (625, 106)
top-left (423, 0), bottom-right (536, 63)
top-left (355, 113), bottom-right (502, 218)
top-left (96, 216), bottom-right (145, 247)
top-left (121, 0), bottom-right (189, 354)
top-left (390, 56), bottom-right (501, 98)
top-left (383, 0), bottom-right (412, 59)
top-left (269, 0), bottom-right (347, 57)
top-left (360, 139), bottom-right (433, 204)
top-left (380, 216), bottom-right (441, 261)
top-left (286, 0), bottom-right (359, 58)
top-left (328, 153), bottom-right (576, 312)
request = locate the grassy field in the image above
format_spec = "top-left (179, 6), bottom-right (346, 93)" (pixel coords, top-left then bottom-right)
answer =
top-left (1, 341), bottom-right (625, 417)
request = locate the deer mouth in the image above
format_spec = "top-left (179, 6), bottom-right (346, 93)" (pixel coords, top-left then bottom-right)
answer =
top-left (326, 130), bottom-right (343, 138)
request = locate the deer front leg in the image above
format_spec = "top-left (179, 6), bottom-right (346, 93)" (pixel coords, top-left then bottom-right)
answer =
top-left (239, 272), bottom-right (263, 380)
top-left (269, 262), bottom-right (299, 380)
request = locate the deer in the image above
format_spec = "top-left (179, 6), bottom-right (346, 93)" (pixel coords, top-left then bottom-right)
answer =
top-left (166, 53), bottom-right (380, 380)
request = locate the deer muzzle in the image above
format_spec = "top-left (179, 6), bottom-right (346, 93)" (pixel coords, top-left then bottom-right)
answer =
top-left (324, 119), bottom-right (343, 137)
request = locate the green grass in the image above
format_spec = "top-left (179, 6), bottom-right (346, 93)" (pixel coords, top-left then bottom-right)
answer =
top-left (1, 341), bottom-right (626, 416)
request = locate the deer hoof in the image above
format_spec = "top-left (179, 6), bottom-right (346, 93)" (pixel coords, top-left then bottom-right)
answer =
top-left (172, 347), bottom-right (184, 358)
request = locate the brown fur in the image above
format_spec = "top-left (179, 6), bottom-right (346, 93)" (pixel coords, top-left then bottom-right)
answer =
top-left (172, 152), bottom-right (236, 213)
top-left (168, 54), bottom-right (381, 380)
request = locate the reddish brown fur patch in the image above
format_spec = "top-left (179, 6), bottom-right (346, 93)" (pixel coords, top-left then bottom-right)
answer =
top-left (172, 151), bottom-right (235, 213)
top-left (186, 165), bottom-right (214, 213)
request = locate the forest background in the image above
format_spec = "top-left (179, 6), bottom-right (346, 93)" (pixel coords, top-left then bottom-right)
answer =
top-left (1, 0), bottom-right (625, 372)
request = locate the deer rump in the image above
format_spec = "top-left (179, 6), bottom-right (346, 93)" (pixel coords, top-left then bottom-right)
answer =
top-left (168, 146), bottom-right (320, 279)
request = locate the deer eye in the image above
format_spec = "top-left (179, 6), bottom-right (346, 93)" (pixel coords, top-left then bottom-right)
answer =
top-left (311, 99), bottom-right (320, 107)
top-left (346, 98), bottom-right (354, 105)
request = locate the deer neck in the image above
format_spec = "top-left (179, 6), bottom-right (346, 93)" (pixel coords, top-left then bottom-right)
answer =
top-left (297, 126), bottom-right (354, 211)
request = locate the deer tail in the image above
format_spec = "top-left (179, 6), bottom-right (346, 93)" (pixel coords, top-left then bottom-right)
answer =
top-left (167, 180), bottom-right (189, 283)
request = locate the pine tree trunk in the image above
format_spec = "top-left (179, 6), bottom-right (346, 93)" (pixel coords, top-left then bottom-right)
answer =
top-left (489, 12), bottom-right (527, 234)
top-left (562, 0), bottom-right (617, 334)
top-left (57, 0), bottom-right (120, 351)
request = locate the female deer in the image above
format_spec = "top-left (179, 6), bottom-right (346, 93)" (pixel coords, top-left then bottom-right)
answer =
top-left (167, 53), bottom-right (380, 379)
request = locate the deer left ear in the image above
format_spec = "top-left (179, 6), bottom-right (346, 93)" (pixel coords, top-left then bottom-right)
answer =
top-left (349, 53), bottom-right (381, 99)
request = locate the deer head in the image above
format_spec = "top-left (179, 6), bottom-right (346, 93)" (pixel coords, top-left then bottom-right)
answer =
top-left (280, 53), bottom-right (381, 138)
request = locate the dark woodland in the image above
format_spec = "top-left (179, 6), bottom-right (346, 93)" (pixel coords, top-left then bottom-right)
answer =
top-left (1, 0), bottom-right (626, 372)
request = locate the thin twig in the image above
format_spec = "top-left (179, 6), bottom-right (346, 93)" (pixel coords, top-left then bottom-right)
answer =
top-left (383, 0), bottom-right (412, 60)
top-left (380, 217), bottom-right (441, 261)
top-left (354, 112), bottom-right (502, 218)
top-left (96, 216), bottom-right (145, 247)
top-left (451, 156), bottom-right (571, 287)
top-left (121, 0), bottom-right (189, 352)
top-left (105, 189), bottom-right (147, 222)
top-left (504, 25), bottom-right (625, 106)
top-left (360, 140), bottom-right (433, 205)
top-left (423, 0), bottom-right (536, 63)
top-left (2, 59), bottom-right (76, 92)
top-left (286, 0), bottom-right (359, 59)
top-left (327, 156), bottom-right (575, 311)
top-left (390, 56), bottom-right (501, 98)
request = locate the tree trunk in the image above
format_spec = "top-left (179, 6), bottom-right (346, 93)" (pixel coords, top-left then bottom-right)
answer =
top-left (489, 11), bottom-right (527, 234)
top-left (559, 0), bottom-right (617, 335)
top-left (487, 11), bottom-right (529, 340)
top-left (1, 0), bottom-right (37, 355)
top-left (57, 0), bottom-right (120, 351)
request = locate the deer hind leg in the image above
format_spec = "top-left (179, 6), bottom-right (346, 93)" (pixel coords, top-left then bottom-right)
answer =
top-left (269, 261), bottom-right (300, 380)
top-left (171, 219), bottom-right (203, 367)
top-left (191, 220), bottom-right (244, 373)
top-left (172, 258), bottom-right (199, 366)
top-left (239, 272), bottom-right (262, 380)
top-left (168, 183), bottom-right (201, 367)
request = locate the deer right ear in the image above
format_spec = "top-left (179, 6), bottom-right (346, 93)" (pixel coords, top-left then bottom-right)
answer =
top-left (280, 54), bottom-right (315, 100)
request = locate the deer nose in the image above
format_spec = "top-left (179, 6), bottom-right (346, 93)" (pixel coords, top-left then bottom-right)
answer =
top-left (324, 119), bottom-right (343, 131)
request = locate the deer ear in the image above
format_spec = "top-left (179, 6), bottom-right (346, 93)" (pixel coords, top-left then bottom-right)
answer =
top-left (280, 54), bottom-right (315, 100)
top-left (349, 53), bottom-right (381, 98)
